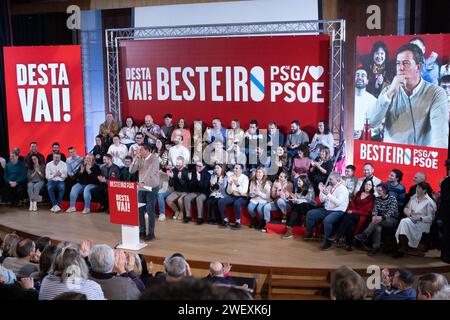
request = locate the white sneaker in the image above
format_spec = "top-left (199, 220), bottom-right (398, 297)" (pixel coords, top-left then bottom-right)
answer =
top-left (29, 202), bottom-right (33, 211)
top-left (54, 205), bottom-right (61, 213)
top-left (66, 207), bottom-right (77, 213)
top-left (33, 202), bottom-right (38, 211)
top-left (50, 205), bottom-right (56, 212)
top-left (82, 208), bottom-right (90, 214)
top-left (158, 214), bottom-right (166, 221)
top-left (173, 214), bottom-right (177, 220)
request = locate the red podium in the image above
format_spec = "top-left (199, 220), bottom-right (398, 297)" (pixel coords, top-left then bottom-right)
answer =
top-left (108, 180), bottom-right (147, 251)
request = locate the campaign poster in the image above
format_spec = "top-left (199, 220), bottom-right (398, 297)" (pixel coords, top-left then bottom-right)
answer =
top-left (108, 180), bottom-right (139, 226)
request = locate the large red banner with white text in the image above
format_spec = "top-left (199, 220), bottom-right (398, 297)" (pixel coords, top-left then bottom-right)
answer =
top-left (3, 45), bottom-right (86, 157)
top-left (354, 35), bottom-right (450, 190)
top-left (119, 35), bottom-right (330, 135)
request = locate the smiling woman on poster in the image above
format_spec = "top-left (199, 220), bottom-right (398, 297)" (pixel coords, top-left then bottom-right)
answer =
top-left (368, 43), bottom-right (449, 149)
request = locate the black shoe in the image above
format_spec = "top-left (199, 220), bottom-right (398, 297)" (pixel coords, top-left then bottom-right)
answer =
top-left (232, 222), bottom-right (241, 229)
top-left (207, 220), bottom-right (214, 225)
top-left (218, 221), bottom-right (228, 228)
top-left (184, 217), bottom-right (191, 224)
top-left (197, 218), bottom-right (204, 225)
top-left (144, 235), bottom-right (155, 242)
top-left (249, 218), bottom-right (257, 228)
top-left (393, 251), bottom-right (404, 259)
top-left (321, 240), bottom-right (332, 251)
top-left (139, 232), bottom-right (146, 239)
top-left (368, 248), bottom-right (380, 256)
top-left (345, 245), bottom-right (353, 252)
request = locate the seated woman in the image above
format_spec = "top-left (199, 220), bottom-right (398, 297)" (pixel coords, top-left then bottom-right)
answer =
top-left (171, 118), bottom-right (191, 150)
top-left (91, 135), bottom-right (107, 166)
top-left (265, 146), bottom-right (288, 182)
top-left (107, 135), bottom-right (128, 167)
top-left (291, 143), bottom-right (312, 190)
top-left (262, 171), bottom-right (293, 228)
top-left (331, 179), bottom-right (375, 250)
top-left (247, 166), bottom-right (272, 230)
top-left (283, 176), bottom-right (316, 239)
top-left (308, 146), bottom-right (333, 195)
top-left (118, 116), bottom-right (139, 149)
top-left (65, 154), bottom-right (101, 214)
top-left (27, 154), bottom-right (46, 212)
top-left (395, 182), bottom-right (437, 257)
top-left (205, 164), bottom-right (228, 224)
top-left (309, 120), bottom-right (334, 160)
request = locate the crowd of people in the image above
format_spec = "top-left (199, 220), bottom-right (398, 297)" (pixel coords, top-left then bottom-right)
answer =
top-left (0, 233), bottom-right (449, 300)
top-left (0, 113), bottom-right (450, 262)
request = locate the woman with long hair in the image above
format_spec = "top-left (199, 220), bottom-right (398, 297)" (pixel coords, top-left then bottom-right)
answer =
top-left (118, 116), bottom-right (139, 149)
top-left (310, 120), bottom-right (334, 160)
top-left (205, 164), bottom-right (228, 224)
top-left (247, 167), bottom-right (272, 230)
top-left (171, 118), bottom-right (192, 149)
top-left (27, 154), bottom-right (46, 212)
top-left (91, 135), bottom-right (107, 165)
top-left (365, 41), bottom-right (392, 97)
top-left (262, 171), bottom-right (293, 231)
top-left (309, 146), bottom-right (333, 195)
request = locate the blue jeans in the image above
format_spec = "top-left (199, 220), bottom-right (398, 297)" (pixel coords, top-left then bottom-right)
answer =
top-left (157, 191), bottom-right (171, 214)
top-left (305, 208), bottom-right (344, 239)
top-left (138, 187), bottom-right (159, 237)
top-left (263, 199), bottom-right (292, 222)
top-left (218, 196), bottom-right (248, 221)
top-left (69, 183), bottom-right (97, 209)
top-left (247, 202), bottom-right (266, 218)
top-left (47, 180), bottom-right (65, 206)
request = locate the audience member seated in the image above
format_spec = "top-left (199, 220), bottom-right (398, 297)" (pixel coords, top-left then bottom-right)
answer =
top-left (247, 167), bottom-right (272, 231)
top-left (88, 245), bottom-right (140, 300)
top-left (305, 172), bottom-right (349, 250)
top-left (30, 244), bottom-right (57, 290)
top-left (90, 135), bottom-right (107, 166)
top-left (405, 171), bottom-right (430, 205)
top-left (205, 164), bottom-right (228, 225)
top-left (163, 255), bottom-right (192, 283)
top-left (267, 121), bottom-right (285, 151)
top-left (291, 144), bottom-right (312, 189)
top-left (244, 120), bottom-right (264, 160)
top-left (308, 146), bottom-right (333, 195)
top-left (119, 116), bottom-right (139, 149)
top-left (283, 176), bottom-right (316, 239)
top-left (416, 273), bottom-right (448, 300)
top-left (285, 120), bottom-right (309, 169)
top-left (35, 236), bottom-right (51, 254)
top-left (432, 286), bottom-right (450, 300)
top-left (168, 135), bottom-right (190, 166)
top-left (310, 120), bottom-right (334, 160)
top-left (120, 156), bottom-right (138, 182)
top-left (395, 182), bottom-right (437, 258)
top-left (0, 233), bottom-right (20, 264)
top-left (66, 147), bottom-right (84, 180)
top-left (160, 113), bottom-right (175, 147)
top-left (342, 165), bottom-right (358, 199)
top-left (166, 156), bottom-right (189, 220)
top-left (0, 264), bottom-right (17, 285)
top-left (45, 142), bottom-right (67, 163)
top-left (139, 114), bottom-right (161, 146)
top-left (184, 161), bottom-right (211, 224)
top-left (99, 112), bottom-right (120, 147)
top-left (66, 154), bottom-right (101, 214)
top-left (38, 244), bottom-right (105, 300)
top-left (330, 266), bottom-right (366, 300)
top-left (205, 261), bottom-right (235, 286)
top-left (355, 163), bottom-right (381, 196)
top-left (331, 180), bottom-right (375, 250)
top-left (263, 171), bottom-right (293, 227)
top-left (205, 118), bottom-right (227, 147)
top-left (0, 277), bottom-right (38, 300)
top-left (265, 146), bottom-right (287, 182)
top-left (157, 166), bottom-right (172, 222)
top-left (107, 135), bottom-right (128, 167)
top-left (128, 132), bottom-right (145, 159)
top-left (226, 119), bottom-right (245, 151)
top-left (373, 268), bottom-right (416, 300)
top-left (24, 141), bottom-right (45, 165)
top-left (386, 169), bottom-right (406, 210)
top-left (226, 141), bottom-right (247, 173)
top-left (90, 154), bottom-right (120, 212)
top-left (355, 183), bottom-right (398, 256)
top-left (27, 154), bottom-right (46, 212)
top-left (171, 117), bottom-right (192, 150)
top-left (2, 239), bottom-right (39, 278)
top-left (218, 164), bottom-right (249, 229)
top-left (3, 152), bottom-right (27, 207)
top-left (45, 153), bottom-right (68, 213)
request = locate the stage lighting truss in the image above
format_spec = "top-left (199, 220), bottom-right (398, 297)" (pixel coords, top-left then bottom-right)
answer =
top-left (106, 19), bottom-right (345, 147)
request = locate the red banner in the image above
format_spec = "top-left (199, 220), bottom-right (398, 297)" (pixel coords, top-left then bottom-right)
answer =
top-left (119, 35), bottom-right (329, 135)
top-left (353, 34), bottom-right (450, 190)
top-left (108, 180), bottom-right (139, 226)
top-left (3, 45), bottom-right (86, 156)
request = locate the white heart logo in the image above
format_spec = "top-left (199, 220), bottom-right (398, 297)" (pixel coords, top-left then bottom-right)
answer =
top-left (308, 66), bottom-right (324, 81)
top-left (431, 151), bottom-right (438, 159)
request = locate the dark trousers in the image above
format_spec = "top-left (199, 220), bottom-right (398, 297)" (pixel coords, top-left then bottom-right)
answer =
top-left (3, 182), bottom-right (26, 205)
top-left (91, 184), bottom-right (108, 209)
top-left (138, 187), bottom-right (159, 237)
top-left (335, 213), bottom-right (361, 246)
top-left (218, 196), bottom-right (248, 221)
top-left (442, 217), bottom-right (450, 261)
top-left (287, 203), bottom-right (316, 227)
top-left (206, 197), bottom-right (221, 223)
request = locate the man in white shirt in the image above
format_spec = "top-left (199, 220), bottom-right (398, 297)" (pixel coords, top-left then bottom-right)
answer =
top-left (217, 164), bottom-right (249, 229)
top-left (355, 163), bottom-right (382, 196)
top-left (45, 153), bottom-right (68, 213)
top-left (354, 67), bottom-right (377, 140)
top-left (168, 135), bottom-right (190, 166)
top-left (305, 172), bottom-right (349, 250)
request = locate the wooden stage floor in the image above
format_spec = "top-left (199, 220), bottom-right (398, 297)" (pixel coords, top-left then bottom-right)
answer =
top-left (1, 206), bottom-right (449, 273)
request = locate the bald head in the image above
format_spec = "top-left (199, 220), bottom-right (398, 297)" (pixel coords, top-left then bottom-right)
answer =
top-left (413, 172), bottom-right (426, 185)
top-left (209, 261), bottom-right (224, 277)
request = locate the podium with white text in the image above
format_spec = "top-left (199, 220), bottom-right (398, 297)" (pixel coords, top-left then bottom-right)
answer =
top-left (108, 180), bottom-right (147, 251)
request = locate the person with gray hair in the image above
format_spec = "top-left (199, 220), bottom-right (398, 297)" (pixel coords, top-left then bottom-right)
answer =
top-left (88, 245), bottom-right (140, 300)
top-left (432, 285), bottom-right (450, 300)
top-left (305, 171), bottom-right (350, 251)
top-left (417, 273), bottom-right (449, 300)
top-left (330, 266), bottom-right (366, 300)
top-left (164, 255), bottom-right (191, 283)
top-left (38, 244), bottom-right (104, 300)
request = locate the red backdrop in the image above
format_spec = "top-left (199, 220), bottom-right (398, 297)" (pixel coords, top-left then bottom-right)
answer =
top-left (119, 35), bottom-right (330, 136)
top-left (354, 34), bottom-right (450, 190)
top-left (3, 45), bottom-right (86, 157)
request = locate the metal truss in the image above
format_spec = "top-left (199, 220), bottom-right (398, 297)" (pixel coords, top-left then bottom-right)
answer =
top-left (106, 19), bottom-right (345, 146)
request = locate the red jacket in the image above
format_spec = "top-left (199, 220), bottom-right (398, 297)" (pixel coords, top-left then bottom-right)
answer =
top-left (347, 191), bottom-right (375, 217)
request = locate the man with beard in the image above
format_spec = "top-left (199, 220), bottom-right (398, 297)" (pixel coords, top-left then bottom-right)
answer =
top-left (354, 67), bottom-right (377, 140)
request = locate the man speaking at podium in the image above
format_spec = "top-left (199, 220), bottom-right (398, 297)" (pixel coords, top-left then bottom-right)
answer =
top-left (130, 144), bottom-right (160, 241)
